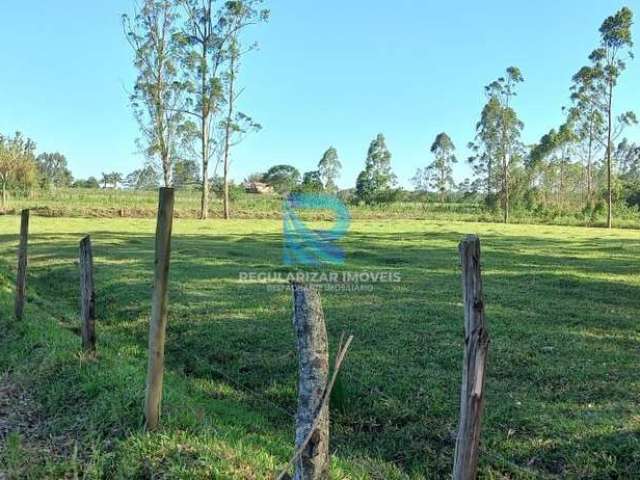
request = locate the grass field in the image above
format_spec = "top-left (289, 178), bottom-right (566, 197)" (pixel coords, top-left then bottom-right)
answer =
top-left (4, 188), bottom-right (640, 228)
top-left (0, 216), bottom-right (639, 479)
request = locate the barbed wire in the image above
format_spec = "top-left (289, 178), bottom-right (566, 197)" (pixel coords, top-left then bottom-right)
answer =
top-left (25, 283), bottom-right (554, 479)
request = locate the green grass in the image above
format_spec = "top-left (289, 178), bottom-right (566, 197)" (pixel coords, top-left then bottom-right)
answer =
top-left (0, 216), bottom-right (639, 478)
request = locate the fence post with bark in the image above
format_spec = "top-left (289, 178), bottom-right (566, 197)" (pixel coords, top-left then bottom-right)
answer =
top-left (453, 235), bottom-right (489, 480)
top-left (291, 282), bottom-right (330, 480)
top-left (79, 235), bottom-right (96, 352)
top-left (15, 209), bottom-right (29, 321)
top-left (144, 187), bottom-right (175, 431)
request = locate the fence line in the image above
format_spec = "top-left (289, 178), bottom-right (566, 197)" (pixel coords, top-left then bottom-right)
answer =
top-left (5, 198), bottom-right (557, 479)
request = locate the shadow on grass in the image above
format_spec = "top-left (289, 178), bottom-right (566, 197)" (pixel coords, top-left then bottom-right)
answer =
top-left (0, 226), bottom-right (638, 478)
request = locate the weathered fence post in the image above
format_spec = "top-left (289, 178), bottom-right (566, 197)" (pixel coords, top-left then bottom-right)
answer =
top-left (15, 209), bottom-right (29, 320)
top-left (292, 282), bottom-right (330, 480)
top-left (453, 235), bottom-right (489, 480)
top-left (79, 235), bottom-right (96, 352)
top-left (144, 187), bottom-right (175, 431)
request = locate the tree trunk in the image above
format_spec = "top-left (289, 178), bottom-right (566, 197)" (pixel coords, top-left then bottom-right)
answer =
top-left (162, 151), bottom-right (172, 188)
top-left (559, 157), bottom-right (565, 210)
top-left (200, 117), bottom-right (210, 220)
top-left (587, 132), bottom-right (593, 211)
top-left (223, 95), bottom-right (231, 220)
top-left (223, 150), bottom-right (230, 219)
top-left (503, 154), bottom-right (509, 224)
top-left (222, 41), bottom-right (236, 221)
top-left (291, 283), bottom-right (330, 480)
top-left (606, 82), bottom-right (613, 229)
top-left (453, 235), bottom-right (489, 480)
top-left (199, 37), bottom-right (210, 221)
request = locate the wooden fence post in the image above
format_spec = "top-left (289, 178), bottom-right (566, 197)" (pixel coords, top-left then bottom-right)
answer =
top-left (79, 235), bottom-right (96, 352)
top-left (15, 209), bottom-right (29, 321)
top-left (144, 187), bottom-right (175, 431)
top-left (453, 235), bottom-right (489, 480)
top-left (291, 282), bottom-right (330, 480)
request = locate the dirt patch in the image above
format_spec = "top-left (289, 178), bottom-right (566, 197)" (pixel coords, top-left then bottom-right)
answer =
top-left (0, 374), bottom-right (40, 447)
top-left (0, 373), bottom-right (51, 479)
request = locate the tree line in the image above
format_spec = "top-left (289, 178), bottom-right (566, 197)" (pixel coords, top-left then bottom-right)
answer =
top-left (2, 6), bottom-right (639, 227)
top-left (119, 0), bottom-right (640, 227)
top-left (413, 7), bottom-right (638, 227)
top-left (0, 133), bottom-right (208, 205)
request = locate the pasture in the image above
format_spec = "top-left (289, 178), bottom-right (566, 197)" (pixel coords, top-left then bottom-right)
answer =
top-left (5, 188), bottom-right (640, 228)
top-left (0, 216), bottom-right (638, 479)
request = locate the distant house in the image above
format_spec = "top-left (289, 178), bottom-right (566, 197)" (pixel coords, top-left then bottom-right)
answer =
top-left (244, 181), bottom-right (274, 194)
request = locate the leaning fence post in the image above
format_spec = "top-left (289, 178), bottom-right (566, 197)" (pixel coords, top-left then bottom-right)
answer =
top-left (79, 235), bottom-right (96, 352)
top-left (453, 235), bottom-right (489, 480)
top-left (291, 282), bottom-right (330, 480)
top-left (144, 187), bottom-right (175, 431)
top-left (15, 209), bottom-right (29, 320)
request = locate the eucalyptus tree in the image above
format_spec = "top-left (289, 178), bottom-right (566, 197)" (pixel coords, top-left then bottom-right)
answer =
top-left (410, 167), bottom-right (432, 195)
top-left (569, 66), bottom-right (605, 208)
top-left (588, 7), bottom-right (635, 227)
top-left (428, 132), bottom-right (457, 202)
top-left (177, 0), bottom-right (267, 219)
top-left (220, 32), bottom-right (263, 219)
top-left (616, 138), bottom-right (640, 179)
top-left (356, 133), bottom-right (397, 204)
top-left (469, 67), bottom-right (524, 222)
top-left (530, 121), bottom-right (577, 209)
top-left (317, 147), bottom-right (341, 192)
top-left (123, 0), bottom-right (185, 187)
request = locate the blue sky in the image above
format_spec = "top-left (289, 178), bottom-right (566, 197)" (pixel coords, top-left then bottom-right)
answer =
top-left (2, 1), bottom-right (640, 188)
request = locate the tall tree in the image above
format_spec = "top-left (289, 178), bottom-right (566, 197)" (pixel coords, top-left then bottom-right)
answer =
top-left (123, 0), bottom-right (184, 187)
top-left (589, 7), bottom-right (634, 228)
top-left (616, 138), bottom-right (640, 179)
top-left (426, 132), bottom-right (457, 202)
top-left (569, 66), bottom-right (605, 209)
top-left (468, 97), bottom-right (501, 197)
top-left (317, 147), bottom-right (341, 192)
top-left (220, 32), bottom-right (263, 219)
top-left (177, 0), bottom-right (267, 219)
top-left (470, 67), bottom-right (524, 222)
top-left (356, 133), bottom-right (397, 204)
top-left (530, 121), bottom-right (577, 210)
